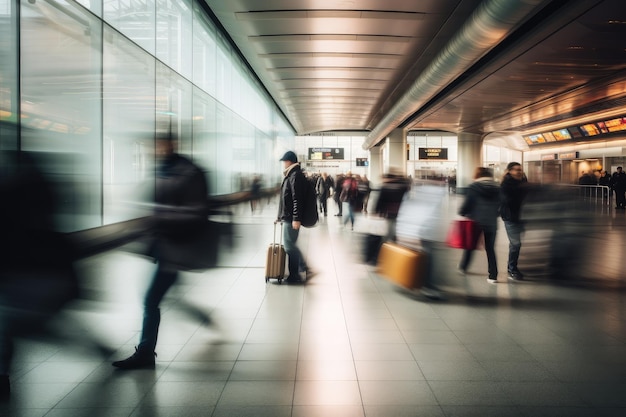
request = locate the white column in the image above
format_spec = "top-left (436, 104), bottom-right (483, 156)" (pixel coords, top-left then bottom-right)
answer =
top-left (387, 128), bottom-right (408, 175)
top-left (368, 146), bottom-right (383, 188)
top-left (457, 132), bottom-right (483, 193)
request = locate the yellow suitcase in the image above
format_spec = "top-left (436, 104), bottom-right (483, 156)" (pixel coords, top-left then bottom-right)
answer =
top-left (376, 242), bottom-right (427, 289)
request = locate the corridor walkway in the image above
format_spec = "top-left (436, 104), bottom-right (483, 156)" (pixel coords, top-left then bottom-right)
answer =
top-left (2, 189), bottom-right (625, 416)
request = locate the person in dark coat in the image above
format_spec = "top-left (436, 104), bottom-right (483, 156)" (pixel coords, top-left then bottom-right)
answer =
top-left (113, 132), bottom-right (209, 369)
top-left (316, 172), bottom-right (331, 217)
top-left (0, 151), bottom-right (80, 398)
top-left (374, 171), bottom-right (410, 242)
top-left (277, 151), bottom-right (311, 283)
top-left (500, 162), bottom-right (528, 281)
top-left (458, 167), bottom-right (501, 283)
top-left (333, 174), bottom-right (344, 216)
top-left (610, 166), bottom-right (626, 209)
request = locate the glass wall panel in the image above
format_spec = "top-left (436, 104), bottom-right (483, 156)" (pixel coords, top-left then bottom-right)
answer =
top-left (215, 33), bottom-right (232, 108)
top-left (10, 0), bottom-right (295, 233)
top-left (192, 87), bottom-right (217, 195)
top-left (103, 25), bottom-right (155, 225)
top-left (156, 0), bottom-right (192, 79)
top-left (20, 0), bottom-right (103, 232)
top-left (156, 62), bottom-right (192, 156)
top-left (104, 0), bottom-right (155, 54)
top-left (192, 7), bottom-right (216, 96)
top-left (76, 0), bottom-right (102, 16)
top-left (215, 102), bottom-right (233, 194)
top-left (0, 0), bottom-right (18, 149)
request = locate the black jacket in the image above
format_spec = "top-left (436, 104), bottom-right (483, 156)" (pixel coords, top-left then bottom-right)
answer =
top-left (278, 163), bottom-right (307, 222)
top-left (375, 177), bottom-right (409, 219)
top-left (459, 177), bottom-right (500, 232)
top-left (610, 171), bottom-right (626, 190)
top-left (500, 174), bottom-right (527, 222)
top-left (154, 153), bottom-right (209, 237)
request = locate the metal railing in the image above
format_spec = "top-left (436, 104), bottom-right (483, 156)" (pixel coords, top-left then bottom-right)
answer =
top-left (558, 184), bottom-right (611, 206)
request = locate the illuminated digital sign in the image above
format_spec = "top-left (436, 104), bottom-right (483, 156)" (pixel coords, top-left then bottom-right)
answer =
top-left (418, 148), bottom-right (448, 160)
top-left (524, 115), bottom-right (626, 145)
top-left (308, 148), bottom-right (344, 160)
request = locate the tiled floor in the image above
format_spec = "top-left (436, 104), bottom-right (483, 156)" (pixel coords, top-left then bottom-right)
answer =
top-left (2, 189), bottom-right (626, 416)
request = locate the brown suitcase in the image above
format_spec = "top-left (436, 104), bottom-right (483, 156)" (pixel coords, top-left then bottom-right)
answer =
top-left (265, 222), bottom-right (286, 283)
top-left (376, 242), bottom-right (427, 289)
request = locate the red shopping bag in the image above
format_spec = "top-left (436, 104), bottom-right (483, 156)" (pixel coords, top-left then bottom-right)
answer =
top-left (446, 219), bottom-right (481, 250)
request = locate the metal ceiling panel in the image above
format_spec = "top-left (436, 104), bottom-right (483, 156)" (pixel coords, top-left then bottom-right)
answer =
top-left (205, 0), bottom-right (626, 142)
top-left (204, 0), bottom-right (482, 133)
top-left (405, 0), bottom-right (626, 141)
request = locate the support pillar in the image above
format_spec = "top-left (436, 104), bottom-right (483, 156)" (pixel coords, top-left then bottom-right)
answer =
top-left (368, 146), bottom-right (383, 188)
top-left (457, 132), bottom-right (483, 193)
top-left (386, 128), bottom-right (407, 176)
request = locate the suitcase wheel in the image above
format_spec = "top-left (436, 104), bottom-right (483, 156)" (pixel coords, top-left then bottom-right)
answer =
top-left (278, 278), bottom-right (282, 284)
top-left (265, 276), bottom-right (269, 283)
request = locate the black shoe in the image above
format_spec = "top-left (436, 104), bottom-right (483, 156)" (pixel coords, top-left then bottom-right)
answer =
top-left (112, 347), bottom-right (156, 369)
top-left (284, 274), bottom-right (305, 284)
top-left (0, 375), bottom-right (9, 400)
top-left (507, 270), bottom-right (524, 281)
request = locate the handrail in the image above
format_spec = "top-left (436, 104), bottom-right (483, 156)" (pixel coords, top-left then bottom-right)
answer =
top-left (557, 184), bottom-right (611, 206)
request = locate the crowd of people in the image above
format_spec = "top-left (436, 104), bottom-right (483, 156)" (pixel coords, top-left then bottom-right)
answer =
top-left (579, 167), bottom-right (626, 208)
top-left (3, 143), bottom-right (618, 399)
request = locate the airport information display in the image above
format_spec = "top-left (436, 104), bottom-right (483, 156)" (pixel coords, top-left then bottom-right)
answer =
top-left (523, 116), bottom-right (626, 146)
top-left (308, 147), bottom-right (344, 160)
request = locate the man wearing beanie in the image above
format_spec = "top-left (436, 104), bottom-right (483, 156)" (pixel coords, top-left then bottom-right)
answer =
top-left (277, 151), bottom-right (310, 283)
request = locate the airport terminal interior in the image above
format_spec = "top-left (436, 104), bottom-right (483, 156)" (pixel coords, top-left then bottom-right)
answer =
top-left (1, 0), bottom-right (626, 415)
top-left (0, 196), bottom-right (625, 416)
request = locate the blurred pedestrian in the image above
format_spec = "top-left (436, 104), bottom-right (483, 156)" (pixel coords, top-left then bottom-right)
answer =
top-left (610, 166), bottom-right (626, 209)
top-left (375, 170), bottom-right (410, 242)
top-left (458, 167), bottom-right (501, 283)
top-left (361, 175), bottom-right (371, 214)
top-left (0, 151), bottom-right (80, 398)
top-left (316, 172), bottom-right (332, 217)
top-left (341, 172), bottom-right (359, 230)
top-left (112, 132), bottom-right (210, 369)
top-left (250, 175), bottom-right (262, 214)
top-left (333, 174), bottom-right (344, 216)
top-left (500, 162), bottom-right (528, 281)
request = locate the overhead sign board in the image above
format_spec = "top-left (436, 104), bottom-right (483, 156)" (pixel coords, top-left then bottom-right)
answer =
top-left (418, 147), bottom-right (448, 160)
top-left (309, 147), bottom-right (344, 160)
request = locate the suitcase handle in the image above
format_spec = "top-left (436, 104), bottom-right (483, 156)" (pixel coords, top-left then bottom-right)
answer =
top-left (273, 221), bottom-right (283, 247)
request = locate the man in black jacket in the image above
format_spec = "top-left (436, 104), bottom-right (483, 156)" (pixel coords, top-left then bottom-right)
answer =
top-left (277, 151), bottom-right (310, 283)
top-left (500, 162), bottom-right (528, 281)
top-left (610, 166), bottom-right (626, 209)
top-left (113, 133), bottom-right (209, 369)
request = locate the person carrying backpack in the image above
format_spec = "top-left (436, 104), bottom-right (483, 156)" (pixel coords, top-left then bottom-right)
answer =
top-left (277, 151), bottom-right (315, 283)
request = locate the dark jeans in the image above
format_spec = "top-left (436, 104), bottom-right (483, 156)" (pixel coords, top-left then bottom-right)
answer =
top-left (614, 189), bottom-right (626, 207)
top-left (334, 197), bottom-right (342, 215)
top-left (504, 221), bottom-right (524, 273)
top-left (319, 196), bottom-right (327, 215)
top-left (420, 240), bottom-right (439, 290)
top-left (283, 223), bottom-right (306, 278)
top-left (138, 264), bottom-right (178, 354)
top-left (459, 227), bottom-right (498, 278)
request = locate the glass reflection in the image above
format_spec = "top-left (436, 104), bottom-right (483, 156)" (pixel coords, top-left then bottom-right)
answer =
top-left (103, 26), bottom-right (154, 225)
top-left (20, 0), bottom-right (103, 231)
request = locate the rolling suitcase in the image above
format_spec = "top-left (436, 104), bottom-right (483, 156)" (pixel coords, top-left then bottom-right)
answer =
top-left (376, 242), bottom-right (427, 289)
top-left (265, 222), bottom-right (286, 284)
